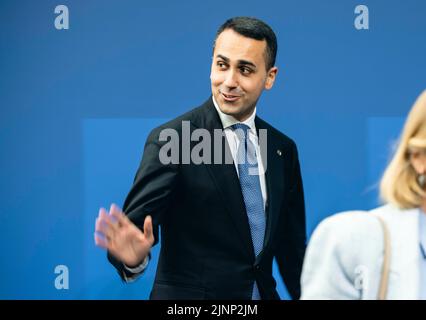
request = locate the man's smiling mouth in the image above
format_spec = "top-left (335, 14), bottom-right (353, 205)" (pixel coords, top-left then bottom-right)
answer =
top-left (221, 92), bottom-right (241, 102)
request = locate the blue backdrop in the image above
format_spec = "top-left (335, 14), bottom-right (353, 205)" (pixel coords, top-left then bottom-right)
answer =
top-left (0, 0), bottom-right (425, 299)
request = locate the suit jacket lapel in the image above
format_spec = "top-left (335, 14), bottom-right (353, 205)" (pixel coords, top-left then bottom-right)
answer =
top-left (254, 117), bottom-right (285, 261)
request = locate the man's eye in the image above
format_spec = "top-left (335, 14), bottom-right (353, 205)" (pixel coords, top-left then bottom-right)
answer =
top-left (240, 67), bottom-right (252, 74)
top-left (217, 61), bottom-right (227, 68)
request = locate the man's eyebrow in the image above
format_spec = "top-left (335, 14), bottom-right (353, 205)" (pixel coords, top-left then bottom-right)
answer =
top-left (238, 59), bottom-right (257, 69)
top-left (216, 54), bottom-right (257, 69)
top-left (216, 54), bottom-right (230, 62)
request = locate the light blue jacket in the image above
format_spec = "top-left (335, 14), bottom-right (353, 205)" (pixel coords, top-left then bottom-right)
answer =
top-left (301, 204), bottom-right (421, 299)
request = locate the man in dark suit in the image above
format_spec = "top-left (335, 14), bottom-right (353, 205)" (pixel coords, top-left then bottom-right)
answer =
top-left (94, 16), bottom-right (306, 300)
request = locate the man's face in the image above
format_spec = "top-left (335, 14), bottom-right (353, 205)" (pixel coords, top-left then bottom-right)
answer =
top-left (210, 29), bottom-right (277, 122)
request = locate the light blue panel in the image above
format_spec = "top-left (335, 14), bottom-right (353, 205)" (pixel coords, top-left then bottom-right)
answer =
top-left (83, 118), bottom-right (168, 299)
top-left (266, 113), bottom-right (370, 236)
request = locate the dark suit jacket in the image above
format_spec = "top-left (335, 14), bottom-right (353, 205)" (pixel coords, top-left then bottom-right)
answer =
top-left (108, 97), bottom-right (306, 300)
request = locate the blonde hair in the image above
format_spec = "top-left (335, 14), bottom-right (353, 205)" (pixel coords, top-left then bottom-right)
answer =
top-left (380, 90), bottom-right (426, 209)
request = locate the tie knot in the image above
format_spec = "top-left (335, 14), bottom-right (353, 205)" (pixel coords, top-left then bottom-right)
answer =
top-left (231, 123), bottom-right (250, 141)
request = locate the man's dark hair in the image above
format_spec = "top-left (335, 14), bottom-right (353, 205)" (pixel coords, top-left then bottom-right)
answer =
top-left (213, 16), bottom-right (278, 70)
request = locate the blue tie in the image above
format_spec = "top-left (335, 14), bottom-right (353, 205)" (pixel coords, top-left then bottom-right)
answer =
top-left (231, 123), bottom-right (266, 300)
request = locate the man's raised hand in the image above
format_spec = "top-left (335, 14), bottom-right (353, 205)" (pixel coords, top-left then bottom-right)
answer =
top-left (94, 204), bottom-right (154, 267)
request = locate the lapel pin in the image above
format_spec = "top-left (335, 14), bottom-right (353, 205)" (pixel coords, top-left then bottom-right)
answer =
top-left (277, 149), bottom-right (282, 156)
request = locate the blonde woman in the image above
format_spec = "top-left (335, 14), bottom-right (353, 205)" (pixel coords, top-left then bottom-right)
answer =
top-left (301, 90), bottom-right (426, 299)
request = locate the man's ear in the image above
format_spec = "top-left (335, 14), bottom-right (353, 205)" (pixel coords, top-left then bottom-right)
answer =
top-left (265, 67), bottom-right (278, 90)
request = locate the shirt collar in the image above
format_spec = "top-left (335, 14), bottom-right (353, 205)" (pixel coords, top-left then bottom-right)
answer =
top-left (212, 95), bottom-right (257, 134)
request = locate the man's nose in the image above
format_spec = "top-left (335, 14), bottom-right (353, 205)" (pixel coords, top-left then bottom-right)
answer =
top-left (223, 69), bottom-right (238, 88)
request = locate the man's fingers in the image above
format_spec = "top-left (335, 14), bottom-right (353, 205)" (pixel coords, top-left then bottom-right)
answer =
top-left (109, 203), bottom-right (130, 227)
top-left (95, 217), bottom-right (115, 240)
top-left (109, 203), bottom-right (122, 216)
top-left (99, 208), bottom-right (120, 230)
top-left (99, 207), bottom-right (117, 229)
top-left (99, 207), bottom-right (108, 218)
top-left (94, 232), bottom-right (109, 249)
top-left (143, 215), bottom-right (154, 242)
